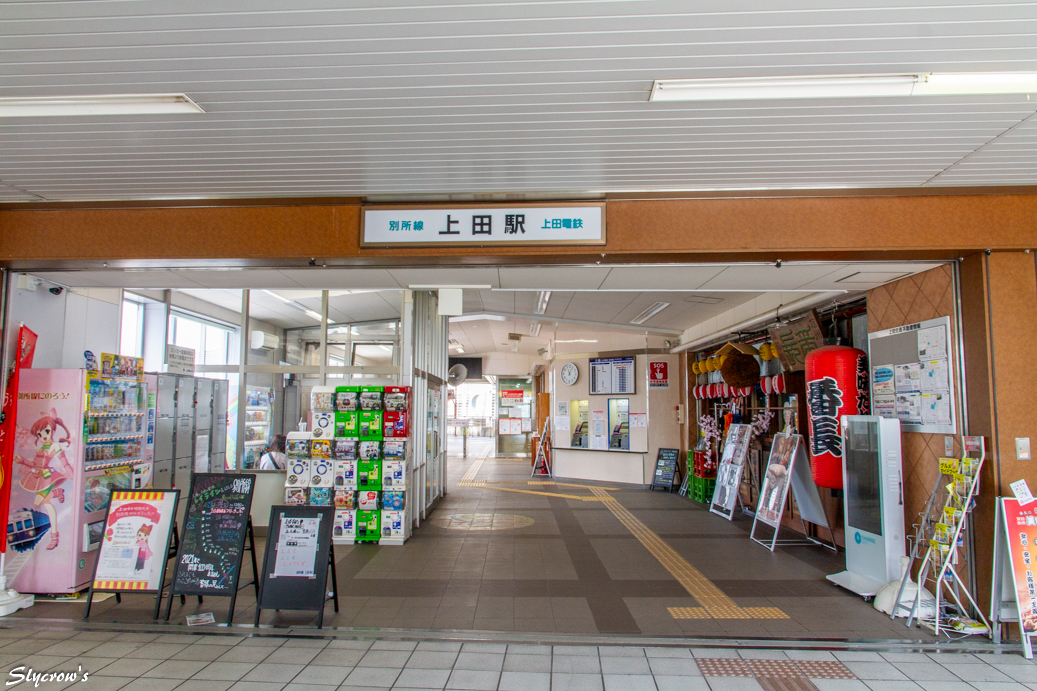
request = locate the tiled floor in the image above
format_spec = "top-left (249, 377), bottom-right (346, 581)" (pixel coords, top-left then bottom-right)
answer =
top-left (14, 437), bottom-right (933, 640)
top-left (0, 628), bottom-right (1030, 691)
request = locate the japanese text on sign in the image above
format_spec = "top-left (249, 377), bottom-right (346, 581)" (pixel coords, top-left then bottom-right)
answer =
top-left (363, 206), bottom-right (604, 246)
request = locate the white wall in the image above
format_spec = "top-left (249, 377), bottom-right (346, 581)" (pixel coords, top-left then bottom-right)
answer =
top-left (8, 280), bottom-right (121, 370)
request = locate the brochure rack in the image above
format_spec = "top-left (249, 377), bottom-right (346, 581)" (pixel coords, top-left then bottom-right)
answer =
top-left (901, 436), bottom-right (989, 636)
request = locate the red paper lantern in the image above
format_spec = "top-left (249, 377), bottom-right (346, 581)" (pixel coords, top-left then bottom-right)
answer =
top-left (761, 376), bottom-right (773, 394)
top-left (773, 374), bottom-right (786, 394)
top-left (804, 344), bottom-right (870, 490)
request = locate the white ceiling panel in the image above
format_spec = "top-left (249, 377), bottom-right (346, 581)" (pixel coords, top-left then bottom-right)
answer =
top-left (69, 270), bottom-right (206, 289)
top-left (276, 268), bottom-right (401, 289)
top-left (598, 265), bottom-right (728, 290)
top-left (697, 263), bottom-right (847, 291)
top-left (170, 269), bottom-right (304, 289)
top-left (1, 2), bottom-right (1036, 200)
top-left (387, 267), bottom-right (501, 289)
top-left (497, 267), bottom-right (612, 290)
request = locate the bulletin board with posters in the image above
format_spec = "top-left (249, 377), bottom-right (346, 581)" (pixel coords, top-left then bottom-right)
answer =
top-left (868, 316), bottom-right (956, 434)
top-left (84, 490), bottom-right (180, 620)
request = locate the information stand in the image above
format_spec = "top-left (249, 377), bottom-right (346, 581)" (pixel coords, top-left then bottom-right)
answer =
top-left (710, 424), bottom-right (752, 519)
top-left (650, 448), bottom-right (681, 492)
top-left (991, 497), bottom-right (1037, 658)
top-left (254, 505), bottom-right (339, 629)
top-left (164, 474), bottom-right (259, 624)
top-left (84, 490), bottom-right (180, 620)
top-left (750, 434), bottom-right (834, 552)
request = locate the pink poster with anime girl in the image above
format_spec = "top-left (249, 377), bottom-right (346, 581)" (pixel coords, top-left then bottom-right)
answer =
top-left (7, 369), bottom-right (88, 593)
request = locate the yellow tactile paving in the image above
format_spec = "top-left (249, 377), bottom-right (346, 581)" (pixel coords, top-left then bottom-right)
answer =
top-left (457, 458), bottom-right (787, 621)
top-left (591, 487), bottom-right (788, 621)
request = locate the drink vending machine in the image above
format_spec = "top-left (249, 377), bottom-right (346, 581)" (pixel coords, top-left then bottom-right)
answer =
top-left (6, 364), bottom-right (150, 594)
top-left (284, 385), bottom-right (410, 545)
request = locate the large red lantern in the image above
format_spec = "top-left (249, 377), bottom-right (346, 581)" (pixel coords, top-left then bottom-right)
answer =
top-left (804, 344), bottom-right (870, 490)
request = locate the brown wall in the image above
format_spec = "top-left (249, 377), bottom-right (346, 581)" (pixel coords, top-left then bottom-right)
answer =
top-left (866, 265), bottom-right (961, 532)
top-left (2, 193), bottom-right (1036, 267)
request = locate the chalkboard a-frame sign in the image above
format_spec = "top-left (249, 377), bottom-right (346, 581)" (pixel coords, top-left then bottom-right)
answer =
top-left (651, 448), bottom-right (682, 492)
top-left (255, 505), bottom-right (339, 628)
top-left (164, 474), bottom-right (259, 624)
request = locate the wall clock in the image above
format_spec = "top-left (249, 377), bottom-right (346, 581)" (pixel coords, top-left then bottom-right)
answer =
top-left (560, 362), bottom-right (579, 386)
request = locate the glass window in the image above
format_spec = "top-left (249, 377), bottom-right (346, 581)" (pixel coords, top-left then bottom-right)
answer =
top-left (570, 399), bottom-right (589, 448)
top-left (119, 299), bottom-right (143, 358)
top-left (168, 312), bottom-right (232, 366)
top-left (608, 398), bottom-right (630, 450)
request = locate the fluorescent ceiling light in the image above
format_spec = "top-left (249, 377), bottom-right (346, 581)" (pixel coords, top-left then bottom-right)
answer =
top-left (0, 93), bottom-right (204, 117)
top-left (455, 347), bottom-right (465, 354)
top-left (650, 73), bottom-right (1037, 102)
top-left (529, 322), bottom-right (542, 338)
top-left (630, 302), bottom-right (670, 325)
top-left (409, 284), bottom-right (491, 290)
top-left (534, 291), bottom-right (551, 315)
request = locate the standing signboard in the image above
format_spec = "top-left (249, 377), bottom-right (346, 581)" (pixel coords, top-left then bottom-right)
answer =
top-left (710, 424), bottom-right (752, 519)
top-left (750, 434), bottom-right (833, 552)
top-left (651, 448), bottom-right (681, 492)
top-left (255, 505), bottom-right (338, 628)
top-left (84, 490), bottom-right (179, 620)
top-left (991, 497), bottom-right (1037, 658)
top-left (164, 474), bottom-right (258, 624)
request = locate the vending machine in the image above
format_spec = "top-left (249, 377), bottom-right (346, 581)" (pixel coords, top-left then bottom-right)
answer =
top-left (6, 365), bottom-right (149, 594)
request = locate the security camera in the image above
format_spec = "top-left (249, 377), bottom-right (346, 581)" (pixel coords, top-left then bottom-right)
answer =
top-left (49, 286), bottom-right (63, 296)
top-left (775, 259), bottom-right (783, 268)
top-left (309, 258), bottom-right (317, 266)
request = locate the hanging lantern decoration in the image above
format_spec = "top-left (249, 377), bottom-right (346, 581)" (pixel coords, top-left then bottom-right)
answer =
top-left (772, 373), bottom-right (786, 394)
top-left (804, 342), bottom-right (870, 490)
top-left (760, 343), bottom-right (773, 361)
top-left (692, 361), bottom-right (701, 375)
top-left (761, 376), bottom-right (773, 394)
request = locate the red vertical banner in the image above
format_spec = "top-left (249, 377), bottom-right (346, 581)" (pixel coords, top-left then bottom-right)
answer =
top-left (0, 326), bottom-right (38, 552)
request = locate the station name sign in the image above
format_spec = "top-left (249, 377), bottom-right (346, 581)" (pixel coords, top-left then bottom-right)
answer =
top-left (361, 204), bottom-right (605, 247)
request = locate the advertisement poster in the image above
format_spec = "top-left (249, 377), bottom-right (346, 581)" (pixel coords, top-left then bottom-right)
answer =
top-left (94, 491), bottom-right (178, 591)
top-left (7, 368), bottom-right (86, 593)
top-left (872, 365), bottom-right (896, 395)
top-left (629, 412), bottom-right (647, 428)
top-left (896, 393), bottom-right (922, 423)
top-left (272, 515), bottom-right (321, 578)
top-left (1000, 498), bottom-right (1037, 633)
top-left (711, 424), bottom-right (752, 515)
top-left (756, 433), bottom-right (799, 527)
top-left (920, 392), bottom-right (952, 426)
top-left (873, 394), bottom-right (897, 419)
top-left (919, 359), bottom-right (949, 393)
top-left (917, 325), bottom-right (947, 360)
top-left (649, 361), bottom-right (669, 390)
top-left (0, 326), bottom-right (37, 553)
top-left (895, 363), bottom-right (921, 393)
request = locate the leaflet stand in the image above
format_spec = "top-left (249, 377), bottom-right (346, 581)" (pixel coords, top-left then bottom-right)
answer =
top-left (750, 434), bottom-right (836, 552)
top-left (531, 417), bottom-right (552, 478)
top-left (990, 497), bottom-right (1036, 658)
top-left (902, 436), bottom-right (989, 636)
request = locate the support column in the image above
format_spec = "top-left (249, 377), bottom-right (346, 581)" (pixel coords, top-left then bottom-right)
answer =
top-left (960, 251), bottom-right (1037, 600)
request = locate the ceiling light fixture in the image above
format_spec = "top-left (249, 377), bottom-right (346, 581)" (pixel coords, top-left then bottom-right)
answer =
top-left (0, 93), bottom-right (205, 117)
top-left (529, 322), bottom-right (542, 337)
top-left (649, 73), bottom-right (1037, 102)
top-left (534, 291), bottom-right (551, 315)
top-left (262, 291), bottom-right (334, 325)
top-left (630, 302), bottom-right (670, 324)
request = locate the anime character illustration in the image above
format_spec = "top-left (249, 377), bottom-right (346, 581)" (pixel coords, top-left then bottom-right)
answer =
top-left (14, 410), bottom-right (75, 550)
top-left (134, 523), bottom-right (154, 572)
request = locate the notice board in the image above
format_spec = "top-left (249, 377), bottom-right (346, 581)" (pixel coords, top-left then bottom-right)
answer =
top-left (589, 357), bottom-right (635, 395)
top-left (169, 474), bottom-right (256, 597)
top-left (868, 315), bottom-right (956, 434)
top-left (651, 448), bottom-right (681, 491)
top-left (256, 505), bottom-right (335, 618)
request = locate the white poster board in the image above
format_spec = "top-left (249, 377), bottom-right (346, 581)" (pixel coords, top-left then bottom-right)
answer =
top-left (165, 345), bottom-right (196, 375)
top-left (93, 491), bottom-right (179, 591)
top-left (750, 434), bottom-right (833, 552)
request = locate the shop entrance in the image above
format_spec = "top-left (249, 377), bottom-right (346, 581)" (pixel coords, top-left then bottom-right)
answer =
top-left (2, 259), bottom-right (969, 641)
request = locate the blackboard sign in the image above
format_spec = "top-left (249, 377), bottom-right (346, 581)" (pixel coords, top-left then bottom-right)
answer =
top-left (255, 505), bottom-right (339, 628)
top-left (165, 474), bottom-right (258, 624)
top-left (651, 448), bottom-right (681, 492)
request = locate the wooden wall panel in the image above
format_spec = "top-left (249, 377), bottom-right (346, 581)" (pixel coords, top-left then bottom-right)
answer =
top-left (1, 193), bottom-right (1036, 265)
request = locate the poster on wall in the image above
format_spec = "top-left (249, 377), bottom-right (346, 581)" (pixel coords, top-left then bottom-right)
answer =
top-left (93, 491), bottom-right (179, 591)
top-left (648, 361), bottom-right (669, 389)
top-left (629, 412), bottom-right (647, 428)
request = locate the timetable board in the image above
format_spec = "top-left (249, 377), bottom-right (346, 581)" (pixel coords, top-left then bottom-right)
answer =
top-left (589, 357), bottom-right (635, 395)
